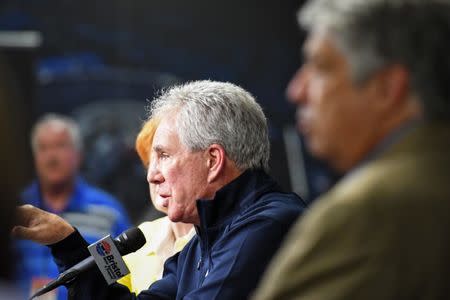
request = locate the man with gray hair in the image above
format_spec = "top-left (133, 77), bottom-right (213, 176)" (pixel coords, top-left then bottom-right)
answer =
top-left (16, 113), bottom-right (130, 300)
top-left (13, 81), bottom-right (306, 299)
top-left (253, 0), bottom-right (450, 299)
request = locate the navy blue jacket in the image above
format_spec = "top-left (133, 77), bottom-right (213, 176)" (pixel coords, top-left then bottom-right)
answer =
top-left (51, 169), bottom-right (306, 299)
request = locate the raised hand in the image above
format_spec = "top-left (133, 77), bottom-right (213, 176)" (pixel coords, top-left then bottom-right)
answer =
top-left (12, 204), bottom-right (75, 245)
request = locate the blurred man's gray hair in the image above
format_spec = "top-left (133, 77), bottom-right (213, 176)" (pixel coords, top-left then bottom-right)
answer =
top-left (31, 113), bottom-right (83, 152)
top-left (148, 80), bottom-right (270, 171)
top-left (299, 0), bottom-right (450, 118)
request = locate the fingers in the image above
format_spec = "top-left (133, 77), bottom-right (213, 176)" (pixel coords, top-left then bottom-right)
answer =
top-left (11, 224), bottom-right (48, 244)
top-left (15, 204), bottom-right (41, 226)
top-left (11, 225), bottom-right (35, 240)
top-left (13, 204), bottom-right (75, 245)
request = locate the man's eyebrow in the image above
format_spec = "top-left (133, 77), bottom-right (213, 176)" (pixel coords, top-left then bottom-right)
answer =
top-left (153, 145), bottom-right (164, 152)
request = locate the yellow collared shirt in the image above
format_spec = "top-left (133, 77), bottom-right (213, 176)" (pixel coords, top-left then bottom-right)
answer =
top-left (117, 217), bottom-right (195, 294)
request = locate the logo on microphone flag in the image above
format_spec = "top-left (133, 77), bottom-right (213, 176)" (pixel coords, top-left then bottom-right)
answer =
top-left (96, 240), bottom-right (112, 256)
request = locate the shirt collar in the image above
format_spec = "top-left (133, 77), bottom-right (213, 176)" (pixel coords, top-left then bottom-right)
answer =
top-left (346, 120), bottom-right (420, 179)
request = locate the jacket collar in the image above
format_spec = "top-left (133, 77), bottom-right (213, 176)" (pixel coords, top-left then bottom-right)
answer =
top-left (196, 169), bottom-right (278, 230)
top-left (345, 121), bottom-right (450, 182)
top-left (347, 120), bottom-right (419, 178)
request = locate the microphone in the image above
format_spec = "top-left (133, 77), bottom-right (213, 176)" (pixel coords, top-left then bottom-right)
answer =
top-left (29, 227), bottom-right (146, 300)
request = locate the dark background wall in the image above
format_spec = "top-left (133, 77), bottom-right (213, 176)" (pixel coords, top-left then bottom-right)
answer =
top-left (0, 0), bottom-right (338, 223)
top-left (0, 43), bottom-right (36, 280)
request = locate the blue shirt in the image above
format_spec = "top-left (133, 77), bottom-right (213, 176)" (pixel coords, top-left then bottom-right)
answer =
top-left (51, 169), bottom-right (307, 299)
top-left (16, 177), bottom-right (131, 300)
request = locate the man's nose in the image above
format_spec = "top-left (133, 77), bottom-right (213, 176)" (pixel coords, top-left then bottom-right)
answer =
top-left (286, 66), bottom-right (309, 105)
top-left (147, 161), bottom-right (164, 185)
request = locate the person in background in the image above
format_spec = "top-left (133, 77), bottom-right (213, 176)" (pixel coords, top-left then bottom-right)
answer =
top-left (118, 117), bottom-right (195, 294)
top-left (13, 80), bottom-right (307, 299)
top-left (16, 113), bottom-right (131, 300)
top-left (252, 0), bottom-right (450, 299)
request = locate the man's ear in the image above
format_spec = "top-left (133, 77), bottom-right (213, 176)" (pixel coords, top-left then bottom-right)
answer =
top-left (206, 144), bottom-right (226, 184)
top-left (374, 64), bottom-right (410, 112)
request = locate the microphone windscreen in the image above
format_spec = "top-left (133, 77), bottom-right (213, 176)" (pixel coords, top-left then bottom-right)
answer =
top-left (115, 227), bottom-right (146, 255)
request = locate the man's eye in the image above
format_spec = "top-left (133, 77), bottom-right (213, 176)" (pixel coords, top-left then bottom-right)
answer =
top-left (160, 153), bottom-right (169, 159)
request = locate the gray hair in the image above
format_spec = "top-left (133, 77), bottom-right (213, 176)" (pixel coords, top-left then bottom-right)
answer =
top-left (148, 80), bottom-right (270, 171)
top-left (299, 0), bottom-right (450, 119)
top-left (31, 113), bottom-right (83, 152)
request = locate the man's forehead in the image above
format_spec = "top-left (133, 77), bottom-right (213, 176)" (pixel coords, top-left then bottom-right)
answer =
top-left (303, 30), bottom-right (344, 63)
top-left (37, 123), bottom-right (69, 137)
top-left (153, 116), bottom-right (175, 137)
top-left (152, 115), bottom-right (179, 150)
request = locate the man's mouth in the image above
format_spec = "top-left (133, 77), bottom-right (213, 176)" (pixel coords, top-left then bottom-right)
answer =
top-left (156, 194), bottom-right (170, 208)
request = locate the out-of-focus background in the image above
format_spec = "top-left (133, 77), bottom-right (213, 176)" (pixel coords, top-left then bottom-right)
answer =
top-left (0, 0), bottom-right (338, 225)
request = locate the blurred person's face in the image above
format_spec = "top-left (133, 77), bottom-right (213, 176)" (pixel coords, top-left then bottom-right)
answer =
top-left (147, 114), bottom-right (211, 225)
top-left (34, 123), bottom-right (81, 187)
top-left (287, 30), bottom-right (386, 173)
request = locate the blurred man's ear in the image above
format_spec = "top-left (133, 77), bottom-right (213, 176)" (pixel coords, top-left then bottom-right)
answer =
top-left (374, 64), bottom-right (411, 112)
top-left (206, 144), bottom-right (226, 184)
top-left (368, 64), bottom-right (422, 125)
top-left (386, 64), bottom-right (410, 102)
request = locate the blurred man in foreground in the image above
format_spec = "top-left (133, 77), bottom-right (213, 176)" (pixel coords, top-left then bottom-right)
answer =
top-left (14, 81), bottom-right (306, 299)
top-left (253, 0), bottom-right (450, 299)
top-left (16, 114), bottom-right (130, 300)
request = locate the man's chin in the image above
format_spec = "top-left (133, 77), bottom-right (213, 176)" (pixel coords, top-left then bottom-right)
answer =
top-left (41, 175), bottom-right (73, 187)
top-left (155, 197), bottom-right (169, 210)
top-left (168, 212), bottom-right (200, 225)
top-left (305, 139), bottom-right (329, 161)
top-left (167, 211), bottom-right (183, 223)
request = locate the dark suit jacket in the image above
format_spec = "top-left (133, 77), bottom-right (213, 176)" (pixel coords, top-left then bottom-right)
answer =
top-left (253, 122), bottom-right (450, 300)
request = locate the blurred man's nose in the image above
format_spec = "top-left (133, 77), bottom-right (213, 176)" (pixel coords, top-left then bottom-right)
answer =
top-left (286, 66), bottom-right (309, 105)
